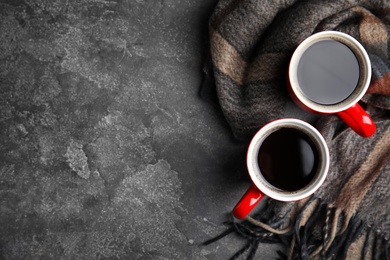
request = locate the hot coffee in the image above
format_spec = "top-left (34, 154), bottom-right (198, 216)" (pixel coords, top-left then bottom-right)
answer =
top-left (233, 119), bottom-right (329, 219)
top-left (258, 127), bottom-right (319, 191)
top-left (297, 39), bottom-right (360, 105)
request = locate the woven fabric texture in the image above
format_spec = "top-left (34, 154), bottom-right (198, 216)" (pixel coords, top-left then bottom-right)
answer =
top-left (206, 0), bottom-right (390, 259)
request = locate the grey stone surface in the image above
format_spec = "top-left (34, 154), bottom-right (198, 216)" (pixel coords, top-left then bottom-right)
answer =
top-left (0, 0), bottom-right (280, 259)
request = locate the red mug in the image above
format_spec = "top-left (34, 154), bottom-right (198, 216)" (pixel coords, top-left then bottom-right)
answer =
top-left (288, 31), bottom-right (375, 138)
top-left (232, 119), bottom-right (329, 219)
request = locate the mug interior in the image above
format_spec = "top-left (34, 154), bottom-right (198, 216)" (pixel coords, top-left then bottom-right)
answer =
top-left (247, 119), bottom-right (329, 202)
top-left (289, 31), bottom-right (371, 113)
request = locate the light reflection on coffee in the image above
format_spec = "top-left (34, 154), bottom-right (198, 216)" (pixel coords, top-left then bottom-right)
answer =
top-left (297, 39), bottom-right (360, 105)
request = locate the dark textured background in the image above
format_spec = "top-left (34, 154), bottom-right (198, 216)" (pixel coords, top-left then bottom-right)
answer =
top-left (0, 0), bottom-right (279, 259)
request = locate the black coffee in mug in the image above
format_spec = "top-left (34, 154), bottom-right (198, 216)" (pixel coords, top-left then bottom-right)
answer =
top-left (258, 127), bottom-right (319, 191)
top-left (233, 119), bottom-right (329, 220)
top-left (297, 39), bottom-right (360, 105)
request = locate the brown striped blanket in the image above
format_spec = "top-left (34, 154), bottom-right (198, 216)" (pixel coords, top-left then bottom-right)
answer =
top-left (203, 0), bottom-right (390, 259)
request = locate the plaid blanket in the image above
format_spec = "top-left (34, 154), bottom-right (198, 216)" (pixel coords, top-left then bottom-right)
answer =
top-left (204, 0), bottom-right (390, 259)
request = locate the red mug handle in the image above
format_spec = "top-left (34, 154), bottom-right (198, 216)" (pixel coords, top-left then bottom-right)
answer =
top-left (337, 103), bottom-right (376, 137)
top-left (232, 184), bottom-right (265, 219)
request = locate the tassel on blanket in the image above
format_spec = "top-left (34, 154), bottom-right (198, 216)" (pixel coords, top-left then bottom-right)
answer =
top-left (203, 197), bottom-right (389, 260)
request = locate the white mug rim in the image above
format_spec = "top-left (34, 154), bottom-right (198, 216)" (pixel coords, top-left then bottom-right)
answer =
top-left (247, 118), bottom-right (330, 201)
top-left (289, 31), bottom-right (371, 113)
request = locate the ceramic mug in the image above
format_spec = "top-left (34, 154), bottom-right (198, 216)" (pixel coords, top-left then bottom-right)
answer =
top-left (288, 31), bottom-right (375, 137)
top-left (232, 118), bottom-right (329, 219)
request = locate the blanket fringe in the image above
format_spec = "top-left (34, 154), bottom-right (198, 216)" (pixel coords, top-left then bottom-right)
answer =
top-left (202, 198), bottom-right (390, 260)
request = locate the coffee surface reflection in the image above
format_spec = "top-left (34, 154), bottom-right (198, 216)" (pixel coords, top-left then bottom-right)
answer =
top-left (297, 39), bottom-right (360, 105)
